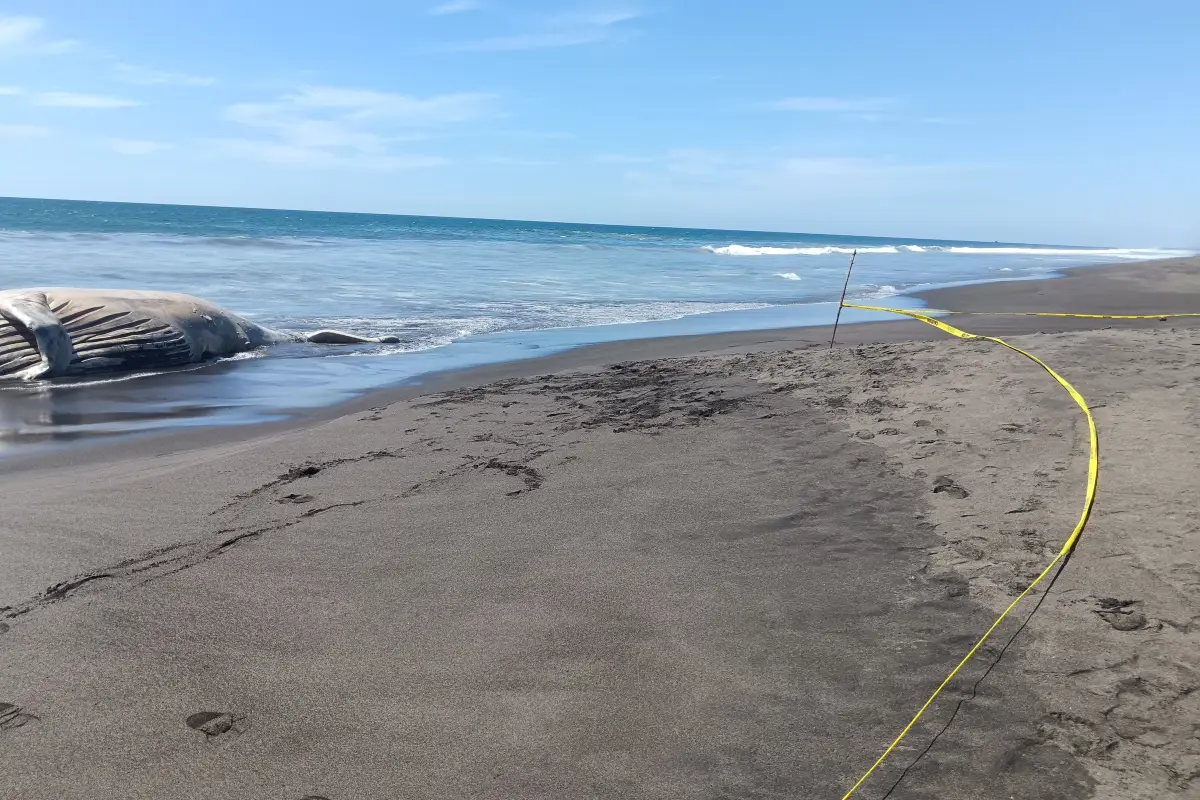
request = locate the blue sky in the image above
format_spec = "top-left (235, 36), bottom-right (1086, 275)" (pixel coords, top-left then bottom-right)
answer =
top-left (1, 1), bottom-right (1196, 245)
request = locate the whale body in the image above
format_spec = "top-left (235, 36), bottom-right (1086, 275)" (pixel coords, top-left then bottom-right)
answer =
top-left (0, 288), bottom-right (398, 380)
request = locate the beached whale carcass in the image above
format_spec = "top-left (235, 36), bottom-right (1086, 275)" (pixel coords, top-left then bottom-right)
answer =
top-left (0, 287), bottom-right (399, 380)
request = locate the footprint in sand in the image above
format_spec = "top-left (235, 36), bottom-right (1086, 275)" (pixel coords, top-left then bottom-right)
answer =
top-left (185, 711), bottom-right (237, 738)
top-left (1006, 497), bottom-right (1044, 514)
top-left (1095, 598), bottom-right (1148, 631)
top-left (932, 476), bottom-right (970, 499)
top-left (0, 702), bottom-right (38, 731)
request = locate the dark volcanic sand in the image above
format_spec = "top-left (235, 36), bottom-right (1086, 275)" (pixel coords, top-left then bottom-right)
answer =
top-left (2, 257), bottom-right (1198, 798)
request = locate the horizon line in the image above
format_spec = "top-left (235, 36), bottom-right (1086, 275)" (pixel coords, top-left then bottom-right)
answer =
top-left (0, 194), bottom-right (1124, 250)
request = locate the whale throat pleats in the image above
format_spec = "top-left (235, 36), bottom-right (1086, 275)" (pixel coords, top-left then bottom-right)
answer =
top-left (54, 300), bottom-right (194, 371)
top-left (0, 299), bottom-right (195, 377)
top-left (0, 318), bottom-right (41, 377)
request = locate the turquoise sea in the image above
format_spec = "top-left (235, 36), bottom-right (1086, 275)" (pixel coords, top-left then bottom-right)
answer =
top-left (0, 196), bottom-right (1189, 451)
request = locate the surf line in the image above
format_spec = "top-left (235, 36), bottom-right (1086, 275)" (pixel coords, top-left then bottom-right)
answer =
top-left (834, 305), bottom-right (1199, 798)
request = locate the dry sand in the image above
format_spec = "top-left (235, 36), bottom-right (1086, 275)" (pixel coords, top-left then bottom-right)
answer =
top-left (1, 257), bottom-right (1199, 799)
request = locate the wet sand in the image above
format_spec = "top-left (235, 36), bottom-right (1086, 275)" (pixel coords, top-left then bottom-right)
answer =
top-left (1, 257), bottom-right (1198, 798)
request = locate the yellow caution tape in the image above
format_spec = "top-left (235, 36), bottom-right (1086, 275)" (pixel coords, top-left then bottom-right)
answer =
top-left (837, 303), bottom-right (1103, 800)
top-left (846, 303), bottom-right (1200, 321)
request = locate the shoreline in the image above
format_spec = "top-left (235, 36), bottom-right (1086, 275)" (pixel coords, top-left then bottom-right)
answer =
top-left (2, 256), bottom-right (1198, 797)
top-left (3, 255), bottom-right (1196, 474)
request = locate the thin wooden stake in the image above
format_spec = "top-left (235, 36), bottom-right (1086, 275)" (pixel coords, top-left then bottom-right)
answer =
top-left (829, 249), bottom-right (857, 350)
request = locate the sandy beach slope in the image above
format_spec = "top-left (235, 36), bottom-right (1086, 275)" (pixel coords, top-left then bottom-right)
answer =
top-left (1, 257), bottom-right (1198, 799)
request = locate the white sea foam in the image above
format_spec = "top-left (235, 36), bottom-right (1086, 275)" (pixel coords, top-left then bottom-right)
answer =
top-left (702, 244), bottom-right (899, 256)
top-left (0, 230), bottom-right (331, 249)
top-left (941, 247), bottom-right (1192, 258)
top-left (48, 371), bottom-right (179, 387)
top-left (218, 351), bottom-right (267, 362)
top-left (702, 243), bottom-right (1193, 259)
top-left (774, 272), bottom-right (802, 280)
top-left (3, 362), bottom-right (216, 389)
top-left (313, 300), bottom-right (779, 358)
top-left (852, 284), bottom-right (901, 300)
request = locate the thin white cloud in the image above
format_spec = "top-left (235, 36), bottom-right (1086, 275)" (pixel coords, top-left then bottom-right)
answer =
top-left (37, 39), bottom-right (77, 54)
top-left (544, 10), bottom-right (640, 26)
top-left (760, 156), bottom-right (972, 198)
top-left (618, 149), bottom-right (970, 202)
top-left (365, 154), bottom-right (452, 170)
top-left (594, 154), bottom-right (653, 165)
top-left (779, 156), bottom-right (902, 176)
top-left (107, 138), bottom-right (171, 155)
top-left (240, 85), bottom-right (497, 123)
top-left (214, 139), bottom-right (448, 171)
top-left (664, 147), bottom-right (732, 177)
top-left (480, 129), bottom-right (571, 140)
top-left (214, 139), bottom-right (344, 167)
top-left (219, 85), bottom-right (491, 169)
top-left (227, 114), bottom-right (388, 153)
top-left (0, 15), bottom-right (77, 55)
top-left (429, 0), bottom-right (484, 14)
top-left (115, 64), bottom-right (216, 86)
top-left (0, 15), bottom-right (41, 47)
top-left (439, 7), bottom-right (640, 51)
top-left (35, 92), bottom-right (142, 109)
top-left (0, 123), bottom-right (50, 137)
top-left (841, 112), bottom-right (897, 123)
top-left (766, 97), bottom-right (897, 112)
top-left (0, 85), bottom-right (21, 95)
top-left (447, 31), bottom-right (606, 50)
top-left (478, 155), bottom-right (557, 166)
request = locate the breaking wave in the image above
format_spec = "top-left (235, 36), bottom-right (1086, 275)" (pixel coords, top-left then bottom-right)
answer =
top-left (276, 300), bottom-right (778, 358)
top-left (852, 284), bottom-right (901, 300)
top-left (703, 243), bottom-right (1192, 258)
top-left (702, 244), bottom-right (899, 256)
top-left (939, 247), bottom-right (1191, 258)
top-left (0, 230), bottom-right (330, 249)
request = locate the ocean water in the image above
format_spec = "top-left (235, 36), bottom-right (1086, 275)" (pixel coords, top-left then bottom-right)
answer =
top-left (0, 197), bottom-right (1189, 451)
